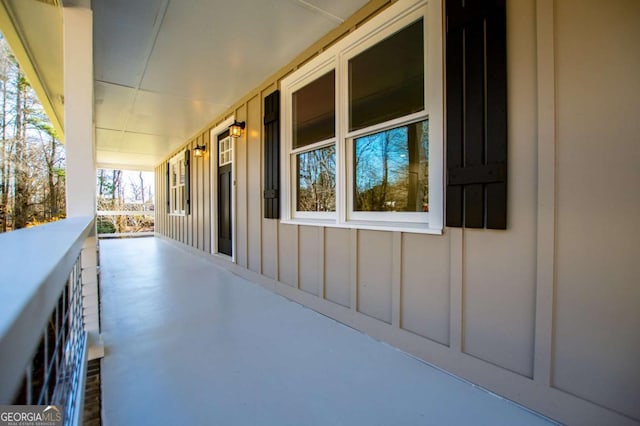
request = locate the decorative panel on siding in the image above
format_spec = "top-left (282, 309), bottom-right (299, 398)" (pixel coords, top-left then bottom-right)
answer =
top-left (196, 136), bottom-right (204, 251)
top-left (357, 230), bottom-right (392, 324)
top-left (298, 226), bottom-right (320, 296)
top-left (247, 95), bottom-right (263, 273)
top-left (463, 230), bottom-right (535, 377)
top-left (262, 219), bottom-right (278, 279)
top-left (552, 0), bottom-right (640, 419)
top-left (324, 227), bottom-right (351, 308)
top-left (278, 223), bottom-right (298, 288)
top-left (236, 109), bottom-right (248, 268)
top-left (401, 233), bottom-right (450, 346)
top-left (203, 130), bottom-right (211, 253)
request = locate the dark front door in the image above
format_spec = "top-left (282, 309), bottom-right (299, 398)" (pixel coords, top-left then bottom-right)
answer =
top-left (217, 132), bottom-right (232, 256)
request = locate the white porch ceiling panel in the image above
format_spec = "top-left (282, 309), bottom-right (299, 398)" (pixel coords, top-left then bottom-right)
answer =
top-left (93, 0), bottom-right (370, 170)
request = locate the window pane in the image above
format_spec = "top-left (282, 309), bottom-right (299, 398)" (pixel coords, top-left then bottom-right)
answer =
top-left (293, 70), bottom-right (335, 149)
top-left (354, 120), bottom-right (428, 212)
top-left (296, 145), bottom-right (336, 212)
top-left (349, 19), bottom-right (424, 131)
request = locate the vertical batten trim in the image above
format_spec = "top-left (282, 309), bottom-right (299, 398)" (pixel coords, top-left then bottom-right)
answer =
top-left (199, 135), bottom-right (205, 251)
top-left (350, 228), bottom-right (358, 311)
top-left (275, 221), bottom-right (281, 281)
top-left (319, 227), bottom-right (326, 299)
top-left (257, 95), bottom-right (264, 274)
top-left (241, 110), bottom-right (249, 268)
top-left (294, 225), bottom-right (300, 289)
top-left (449, 228), bottom-right (463, 351)
top-left (533, 0), bottom-right (557, 386)
top-left (391, 232), bottom-right (402, 328)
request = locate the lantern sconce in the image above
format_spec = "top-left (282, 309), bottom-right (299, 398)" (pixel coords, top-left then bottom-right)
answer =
top-left (193, 144), bottom-right (207, 157)
top-left (229, 120), bottom-right (246, 138)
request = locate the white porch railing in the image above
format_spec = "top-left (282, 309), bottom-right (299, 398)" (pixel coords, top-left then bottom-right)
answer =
top-left (97, 205), bottom-right (154, 238)
top-left (0, 216), bottom-right (95, 425)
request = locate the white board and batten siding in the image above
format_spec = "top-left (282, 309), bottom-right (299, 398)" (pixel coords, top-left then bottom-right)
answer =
top-left (154, 0), bottom-right (640, 424)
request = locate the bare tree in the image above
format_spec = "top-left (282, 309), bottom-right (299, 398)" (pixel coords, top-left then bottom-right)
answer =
top-left (13, 67), bottom-right (28, 228)
top-left (0, 34), bottom-right (65, 231)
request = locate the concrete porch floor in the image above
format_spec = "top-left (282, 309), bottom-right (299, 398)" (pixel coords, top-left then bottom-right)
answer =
top-left (99, 237), bottom-right (555, 426)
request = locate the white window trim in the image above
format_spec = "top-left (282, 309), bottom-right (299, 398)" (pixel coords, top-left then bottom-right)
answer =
top-left (168, 150), bottom-right (186, 216)
top-left (281, 0), bottom-right (443, 234)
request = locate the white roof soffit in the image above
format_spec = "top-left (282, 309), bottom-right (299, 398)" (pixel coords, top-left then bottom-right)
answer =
top-left (0, 0), bottom-right (64, 140)
top-left (93, 0), bottom-right (371, 170)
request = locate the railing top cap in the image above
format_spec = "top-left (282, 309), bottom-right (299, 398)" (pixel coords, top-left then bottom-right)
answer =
top-left (0, 216), bottom-right (94, 340)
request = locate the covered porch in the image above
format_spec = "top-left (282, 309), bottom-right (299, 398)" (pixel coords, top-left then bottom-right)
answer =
top-left (99, 236), bottom-right (552, 426)
top-left (0, 0), bottom-right (638, 425)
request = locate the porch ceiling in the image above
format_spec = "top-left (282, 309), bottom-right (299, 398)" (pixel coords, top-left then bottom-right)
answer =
top-left (93, 0), bottom-right (370, 170)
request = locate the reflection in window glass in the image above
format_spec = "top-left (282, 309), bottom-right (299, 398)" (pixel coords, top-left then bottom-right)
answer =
top-left (296, 145), bottom-right (336, 212)
top-left (179, 159), bottom-right (185, 185)
top-left (293, 70), bottom-right (335, 149)
top-left (349, 19), bottom-right (424, 131)
top-left (354, 120), bottom-right (428, 212)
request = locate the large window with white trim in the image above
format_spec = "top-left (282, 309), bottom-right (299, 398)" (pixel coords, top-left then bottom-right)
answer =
top-left (169, 151), bottom-right (186, 215)
top-left (281, 0), bottom-right (443, 233)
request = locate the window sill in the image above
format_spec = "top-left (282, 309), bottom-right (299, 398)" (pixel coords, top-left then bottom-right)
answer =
top-left (169, 213), bottom-right (186, 217)
top-left (280, 219), bottom-right (442, 235)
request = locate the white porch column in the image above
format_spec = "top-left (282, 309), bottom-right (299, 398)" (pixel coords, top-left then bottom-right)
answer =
top-left (63, 6), bottom-right (103, 359)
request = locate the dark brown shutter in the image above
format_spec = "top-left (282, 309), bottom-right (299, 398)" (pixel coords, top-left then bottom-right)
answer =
top-left (264, 90), bottom-right (280, 219)
top-left (445, 0), bottom-right (507, 229)
top-left (185, 149), bottom-right (191, 215)
top-left (166, 161), bottom-right (170, 210)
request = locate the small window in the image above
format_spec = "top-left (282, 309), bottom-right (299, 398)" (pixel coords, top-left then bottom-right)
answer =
top-left (349, 19), bottom-right (424, 132)
top-left (169, 152), bottom-right (186, 215)
top-left (219, 136), bottom-right (232, 166)
top-left (296, 144), bottom-right (336, 212)
top-left (293, 70), bottom-right (335, 149)
top-left (285, 63), bottom-right (337, 219)
top-left (353, 120), bottom-right (428, 213)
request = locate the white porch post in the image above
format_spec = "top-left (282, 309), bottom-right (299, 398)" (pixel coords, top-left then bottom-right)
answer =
top-left (63, 6), bottom-right (103, 359)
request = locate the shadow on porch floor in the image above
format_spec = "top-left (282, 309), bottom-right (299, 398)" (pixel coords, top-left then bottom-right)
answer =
top-left (99, 237), bottom-right (555, 426)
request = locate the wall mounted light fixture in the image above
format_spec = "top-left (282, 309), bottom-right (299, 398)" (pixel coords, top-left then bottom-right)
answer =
top-left (229, 120), bottom-right (246, 138)
top-left (194, 144), bottom-right (206, 157)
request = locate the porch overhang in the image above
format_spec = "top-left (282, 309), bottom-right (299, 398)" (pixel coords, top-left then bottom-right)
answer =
top-left (0, 0), bottom-right (64, 141)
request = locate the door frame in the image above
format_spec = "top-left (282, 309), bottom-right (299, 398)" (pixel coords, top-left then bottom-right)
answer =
top-left (210, 117), bottom-right (237, 262)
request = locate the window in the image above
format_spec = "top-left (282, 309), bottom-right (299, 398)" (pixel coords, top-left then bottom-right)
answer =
top-left (349, 19), bottom-right (424, 132)
top-left (285, 62), bottom-right (338, 219)
top-left (219, 136), bottom-right (232, 166)
top-left (297, 144), bottom-right (336, 212)
top-left (169, 152), bottom-right (186, 215)
top-left (352, 120), bottom-right (428, 215)
top-left (293, 70), bottom-right (335, 149)
top-left (281, 0), bottom-right (443, 233)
